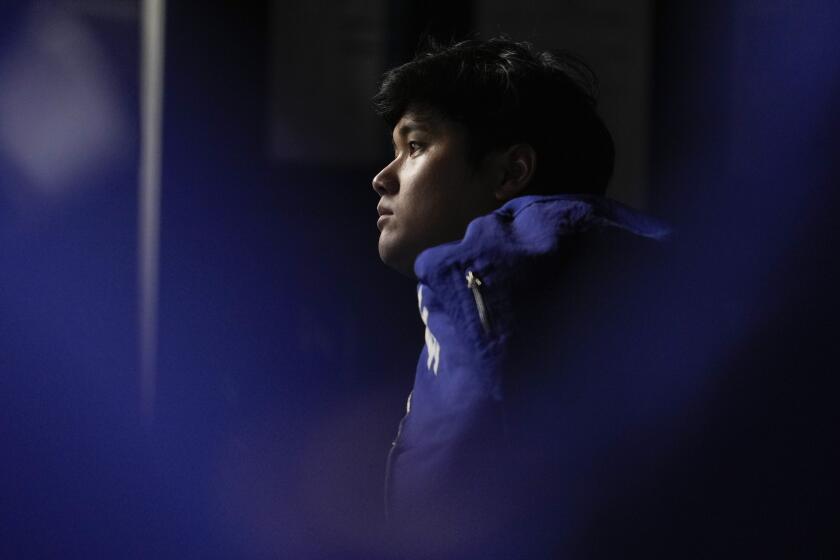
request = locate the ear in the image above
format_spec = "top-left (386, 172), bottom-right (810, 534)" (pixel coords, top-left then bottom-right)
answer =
top-left (493, 143), bottom-right (537, 201)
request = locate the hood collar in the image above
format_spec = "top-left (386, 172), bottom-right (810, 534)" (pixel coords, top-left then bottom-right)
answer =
top-left (414, 194), bottom-right (671, 282)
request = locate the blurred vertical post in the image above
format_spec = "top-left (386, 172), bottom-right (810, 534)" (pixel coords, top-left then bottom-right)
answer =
top-left (139, 0), bottom-right (166, 424)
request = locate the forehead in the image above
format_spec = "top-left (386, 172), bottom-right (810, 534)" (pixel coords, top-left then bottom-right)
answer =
top-left (392, 108), bottom-right (463, 142)
top-left (393, 111), bottom-right (438, 137)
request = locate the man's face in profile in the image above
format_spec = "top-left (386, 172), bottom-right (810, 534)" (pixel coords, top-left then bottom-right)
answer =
top-left (372, 109), bottom-right (498, 276)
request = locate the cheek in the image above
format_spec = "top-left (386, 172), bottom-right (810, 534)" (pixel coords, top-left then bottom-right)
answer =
top-left (397, 155), bottom-right (472, 238)
top-left (407, 160), bottom-right (463, 209)
top-left (396, 172), bottom-right (433, 224)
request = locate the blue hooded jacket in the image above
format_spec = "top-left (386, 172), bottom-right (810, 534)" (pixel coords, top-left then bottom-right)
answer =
top-left (384, 194), bottom-right (670, 548)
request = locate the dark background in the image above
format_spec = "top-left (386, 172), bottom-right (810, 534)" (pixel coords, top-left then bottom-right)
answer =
top-left (1, 1), bottom-right (838, 557)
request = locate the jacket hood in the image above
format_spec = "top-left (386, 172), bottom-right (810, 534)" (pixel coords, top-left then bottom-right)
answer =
top-left (414, 194), bottom-right (671, 283)
top-left (410, 195), bottom-right (671, 359)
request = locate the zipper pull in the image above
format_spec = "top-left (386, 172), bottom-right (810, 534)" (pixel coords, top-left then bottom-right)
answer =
top-left (466, 270), bottom-right (492, 336)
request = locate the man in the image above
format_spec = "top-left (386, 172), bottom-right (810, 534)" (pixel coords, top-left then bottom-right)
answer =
top-left (371, 37), bottom-right (669, 556)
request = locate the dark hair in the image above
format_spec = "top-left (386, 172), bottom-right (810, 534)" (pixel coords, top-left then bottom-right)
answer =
top-left (372, 37), bottom-right (615, 196)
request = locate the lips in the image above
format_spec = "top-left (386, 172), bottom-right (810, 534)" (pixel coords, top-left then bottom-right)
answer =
top-left (377, 214), bottom-right (391, 231)
top-left (377, 204), bottom-right (394, 231)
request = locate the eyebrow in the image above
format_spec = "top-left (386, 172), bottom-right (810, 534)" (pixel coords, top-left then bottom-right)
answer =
top-left (396, 121), bottom-right (431, 137)
top-left (391, 120), bottom-right (432, 150)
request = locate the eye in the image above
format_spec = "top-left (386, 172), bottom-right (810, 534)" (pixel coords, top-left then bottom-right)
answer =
top-left (407, 141), bottom-right (423, 155)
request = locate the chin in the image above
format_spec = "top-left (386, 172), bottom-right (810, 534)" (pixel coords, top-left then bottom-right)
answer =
top-left (378, 237), bottom-right (417, 278)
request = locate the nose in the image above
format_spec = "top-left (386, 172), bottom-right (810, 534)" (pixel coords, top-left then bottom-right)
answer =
top-left (372, 160), bottom-right (398, 197)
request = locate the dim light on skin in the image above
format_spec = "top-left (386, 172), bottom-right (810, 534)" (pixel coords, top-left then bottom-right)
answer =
top-left (372, 107), bottom-right (535, 277)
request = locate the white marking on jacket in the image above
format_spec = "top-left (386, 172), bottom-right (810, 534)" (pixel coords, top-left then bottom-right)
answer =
top-left (417, 286), bottom-right (441, 375)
